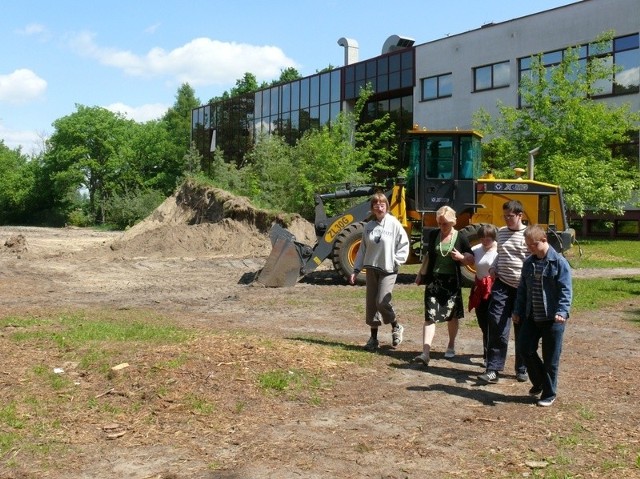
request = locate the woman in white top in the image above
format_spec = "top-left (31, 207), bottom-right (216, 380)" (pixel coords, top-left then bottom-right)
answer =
top-left (468, 224), bottom-right (498, 366)
top-left (350, 192), bottom-right (410, 351)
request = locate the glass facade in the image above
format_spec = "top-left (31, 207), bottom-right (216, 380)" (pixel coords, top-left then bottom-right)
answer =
top-left (192, 49), bottom-right (415, 172)
top-left (343, 49), bottom-right (414, 100)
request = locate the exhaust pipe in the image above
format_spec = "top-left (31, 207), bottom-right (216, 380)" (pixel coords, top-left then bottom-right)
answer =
top-left (528, 147), bottom-right (540, 180)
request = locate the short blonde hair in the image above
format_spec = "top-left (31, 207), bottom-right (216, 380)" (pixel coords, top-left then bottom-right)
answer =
top-left (524, 224), bottom-right (546, 242)
top-left (436, 205), bottom-right (456, 225)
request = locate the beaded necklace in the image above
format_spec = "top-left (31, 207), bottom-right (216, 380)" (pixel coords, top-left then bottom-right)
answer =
top-left (438, 230), bottom-right (457, 257)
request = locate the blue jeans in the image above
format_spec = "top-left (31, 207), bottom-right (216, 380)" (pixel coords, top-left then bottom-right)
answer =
top-left (486, 279), bottom-right (526, 374)
top-left (517, 315), bottom-right (565, 400)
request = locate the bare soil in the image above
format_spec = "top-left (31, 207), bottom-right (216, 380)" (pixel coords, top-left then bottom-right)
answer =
top-left (0, 184), bottom-right (638, 478)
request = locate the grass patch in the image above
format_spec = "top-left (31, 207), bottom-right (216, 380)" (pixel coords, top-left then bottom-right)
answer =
top-left (257, 368), bottom-right (329, 404)
top-left (6, 310), bottom-right (192, 348)
top-left (0, 308), bottom-right (351, 471)
top-left (186, 394), bottom-right (216, 415)
top-left (566, 239), bottom-right (640, 269)
top-left (573, 276), bottom-right (640, 312)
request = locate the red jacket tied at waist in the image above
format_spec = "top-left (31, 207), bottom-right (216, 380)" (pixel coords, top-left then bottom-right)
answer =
top-left (468, 275), bottom-right (494, 312)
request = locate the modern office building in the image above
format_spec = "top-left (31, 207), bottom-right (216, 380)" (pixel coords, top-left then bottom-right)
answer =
top-left (192, 0), bottom-right (640, 237)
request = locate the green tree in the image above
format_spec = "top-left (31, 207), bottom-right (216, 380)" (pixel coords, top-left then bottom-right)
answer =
top-left (354, 86), bottom-right (398, 179)
top-left (162, 83), bottom-right (201, 168)
top-left (43, 105), bottom-right (180, 226)
top-left (242, 134), bottom-right (295, 210)
top-left (0, 141), bottom-right (40, 223)
top-left (229, 72), bottom-right (259, 98)
top-left (272, 67), bottom-right (301, 85)
top-left (125, 120), bottom-right (182, 195)
top-left (474, 33), bottom-right (640, 215)
top-left (45, 105), bottom-right (132, 223)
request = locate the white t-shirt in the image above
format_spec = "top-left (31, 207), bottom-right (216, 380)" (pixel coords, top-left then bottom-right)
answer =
top-left (472, 243), bottom-right (498, 279)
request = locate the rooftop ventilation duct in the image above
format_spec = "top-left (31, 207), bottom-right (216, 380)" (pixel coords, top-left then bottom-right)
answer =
top-left (337, 37), bottom-right (359, 65)
top-left (381, 35), bottom-right (415, 54)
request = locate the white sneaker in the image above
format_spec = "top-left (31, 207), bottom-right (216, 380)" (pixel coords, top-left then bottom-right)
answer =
top-left (413, 353), bottom-right (430, 366)
top-left (444, 348), bottom-right (455, 358)
top-left (391, 324), bottom-right (404, 348)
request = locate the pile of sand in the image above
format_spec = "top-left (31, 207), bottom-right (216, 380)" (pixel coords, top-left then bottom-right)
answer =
top-left (109, 181), bottom-right (316, 259)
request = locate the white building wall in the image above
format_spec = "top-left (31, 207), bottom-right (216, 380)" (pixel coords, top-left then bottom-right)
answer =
top-left (413, 0), bottom-right (640, 131)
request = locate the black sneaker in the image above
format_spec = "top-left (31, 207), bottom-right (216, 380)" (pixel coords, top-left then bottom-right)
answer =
top-left (529, 385), bottom-right (543, 396)
top-left (391, 324), bottom-right (404, 347)
top-left (363, 337), bottom-right (379, 351)
top-left (478, 370), bottom-right (499, 384)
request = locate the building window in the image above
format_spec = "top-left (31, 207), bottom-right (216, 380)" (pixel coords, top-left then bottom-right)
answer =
top-left (612, 34), bottom-right (640, 95)
top-left (473, 61), bottom-right (510, 91)
top-left (421, 73), bottom-right (452, 100)
top-left (587, 219), bottom-right (609, 235)
top-left (518, 33), bottom-right (639, 104)
top-left (615, 220), bottom-right (639, 236)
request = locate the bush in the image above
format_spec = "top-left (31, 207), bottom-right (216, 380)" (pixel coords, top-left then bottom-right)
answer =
top-left (104, 189), bottom-right (166, 229)
top-left (67, 208), bottom-right (94, 227)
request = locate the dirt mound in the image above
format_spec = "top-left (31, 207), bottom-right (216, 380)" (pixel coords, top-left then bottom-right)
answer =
top-left (2, 234), bottom-right (28, 254)
top-left (109, 181), bottom-right (316, 259)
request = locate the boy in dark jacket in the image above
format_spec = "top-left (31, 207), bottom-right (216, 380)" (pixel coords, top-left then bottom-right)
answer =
top-left (513, 225), bottom-right (573, 407)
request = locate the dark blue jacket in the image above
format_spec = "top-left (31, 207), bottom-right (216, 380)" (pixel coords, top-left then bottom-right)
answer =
top-left (514, 245), bottom-right (573, 321)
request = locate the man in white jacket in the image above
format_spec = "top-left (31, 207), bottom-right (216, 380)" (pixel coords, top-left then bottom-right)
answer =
top-left (350, 192), bottom-right (410, 351)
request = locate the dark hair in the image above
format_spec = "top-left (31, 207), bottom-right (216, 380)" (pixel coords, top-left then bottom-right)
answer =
top-left (478, 223), bottom-right (498, 240)
top-left (503, 200), bottom-right (523, 215)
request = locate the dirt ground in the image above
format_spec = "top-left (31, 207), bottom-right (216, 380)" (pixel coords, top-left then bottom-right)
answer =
top-left (0, 184), bottom-right (639, 478)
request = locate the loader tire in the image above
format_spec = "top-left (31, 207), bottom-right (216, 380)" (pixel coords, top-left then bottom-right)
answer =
top-left (458, 223), bottom-right (493, 288)
top-left (332, 221), bottom-right (366, 285)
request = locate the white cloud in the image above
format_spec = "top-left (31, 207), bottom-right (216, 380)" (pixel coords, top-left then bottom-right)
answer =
top-left (105, 102), bottom-right (169, 122)
top-left (0, 123), bottom-right (46, 155)
top-left (144, 23), bottom-right (161, 35)
top-left (16, 23), bottom-right (47, 36)
top-left (68, 32), bottom-right (298, 86)
top-left (617, 66), bottom-right (639, 88)
top-left (0, 69), bottom-right (47, 104)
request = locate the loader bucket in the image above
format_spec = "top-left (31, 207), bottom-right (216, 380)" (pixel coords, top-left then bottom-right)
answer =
top-left (255, 224), bottom-right (310, 287)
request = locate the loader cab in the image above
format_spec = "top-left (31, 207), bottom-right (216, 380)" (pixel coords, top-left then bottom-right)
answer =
top-left (403, 129), bottom-right (482, 216)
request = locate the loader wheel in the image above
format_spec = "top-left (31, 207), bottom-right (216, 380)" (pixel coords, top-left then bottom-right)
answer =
top-left (332, 222), bottom-right (366, 285)
top-left (458, 223), bottom-right (493, 288)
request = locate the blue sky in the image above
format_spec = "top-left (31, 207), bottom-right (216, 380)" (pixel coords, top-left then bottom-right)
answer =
top-left (1, 0), bottom-right (576, 154)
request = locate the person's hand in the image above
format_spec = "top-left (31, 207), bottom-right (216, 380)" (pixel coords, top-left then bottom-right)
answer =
top-left (415, 274), bottom-right (422, 285)
top-left (349, 273), bottom-right (357, 285)
top-left (512, 314), bottom-right (520, 324)
top-left (450, 247), bottom-right (464, 262)
top-left (488, 267), bottom-right (496, 280)
top-left (554, 314), bottom-right (566, 323)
